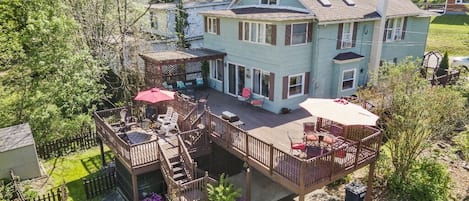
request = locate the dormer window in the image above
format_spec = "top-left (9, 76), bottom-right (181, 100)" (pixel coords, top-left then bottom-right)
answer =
top-left (260, 0), bottom-right (278, 5)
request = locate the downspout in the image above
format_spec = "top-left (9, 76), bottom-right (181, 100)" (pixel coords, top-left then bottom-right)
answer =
top-left (368, 0), bottom-right (388, 85)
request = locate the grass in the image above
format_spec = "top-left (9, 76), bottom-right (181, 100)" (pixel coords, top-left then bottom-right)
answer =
top-left (426, 15), bottom-right (469, 57)
top-left (42, 146), bottom-right (114, 201)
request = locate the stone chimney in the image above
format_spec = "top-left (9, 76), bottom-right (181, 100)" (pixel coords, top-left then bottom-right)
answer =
top-left (368, 0), bottom-right (388, 84)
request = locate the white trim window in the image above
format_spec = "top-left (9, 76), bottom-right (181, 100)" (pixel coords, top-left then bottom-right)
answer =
top-left (456, 0), bottom-right (469, 4)
top-left (207, 17), bottom-right (218, 34)
top-left (252, 68), bottom-right (270, 98)
top-left (243, 22), bottom-right (274, 44)
top-left (341, 22), bottom-right (353, 48)
top-left (210, 59), bottom-right (223, 81)
top-left (385, 18), bottom-right (405, 42)
top-left (288, 73), bottom-right (304, 98)
top-left (260, 0), bottom-right (278, 5)
top-left (341, 69), bottom-right (356, 91)
top-left (291, 23), bottom-right (308, 45)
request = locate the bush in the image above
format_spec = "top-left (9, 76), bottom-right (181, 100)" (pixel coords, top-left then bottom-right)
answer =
top-left (207, 174), bottom-right (241, 201)
top-left (389, 159), bottom-right (450, 201)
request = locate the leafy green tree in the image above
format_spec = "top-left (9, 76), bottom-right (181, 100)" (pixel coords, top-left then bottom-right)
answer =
top-left (437, 51), bottom-right (449, 77)
top-left (0, 0), bottom-right (105, 141)
top-left (207, 174), bottom-right (241, 201)
top-left (357, 58), bottom-right (467, 188)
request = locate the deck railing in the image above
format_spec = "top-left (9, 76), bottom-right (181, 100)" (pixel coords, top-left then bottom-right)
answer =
top-left (205, 110), bottom-right (382, 192)
top-left (177, 134), bottom-right (197, 180)
top-left (93, 108), bottom-right (159, 168)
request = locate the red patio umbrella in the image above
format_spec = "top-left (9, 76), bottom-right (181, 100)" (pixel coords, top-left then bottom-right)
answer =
top-left (134, 87), bottom-right (175, 103)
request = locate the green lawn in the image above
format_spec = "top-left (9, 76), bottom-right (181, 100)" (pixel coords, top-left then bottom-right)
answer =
top-left (42, 146), bottom-right (114, 201)
top-left (426, 15), bottom-right (469, 56)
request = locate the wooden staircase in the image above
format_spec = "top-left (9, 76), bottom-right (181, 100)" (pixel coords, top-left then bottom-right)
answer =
top-left (158, 134), bottom-right (216, 201)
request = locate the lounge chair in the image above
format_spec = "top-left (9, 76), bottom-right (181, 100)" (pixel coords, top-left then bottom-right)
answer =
top-left (157, 107), bottom-right (173, 124)
top-left (160, 112), bottom-right (179, 135)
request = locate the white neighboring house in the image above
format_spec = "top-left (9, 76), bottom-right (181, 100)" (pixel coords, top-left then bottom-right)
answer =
top-left (146, 0), bottom-right (230, 50)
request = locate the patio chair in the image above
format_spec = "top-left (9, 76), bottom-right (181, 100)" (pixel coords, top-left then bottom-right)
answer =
top-left (176, 81), bottom-right (186, 90)
top-left (157, 107), bottom-right (173, 124)
top-left (250, 97), bottom-right (264, 108)
top-left (162, 82), bottom-right (173, 90)
top-left (288, 132), bottom-right (306, 156)
top-left (195, 78), bottom-right (204, 88)
top-left (237, 87), bottom-right (251, 102)
top-left (160, 112), bottom-right (179, 135)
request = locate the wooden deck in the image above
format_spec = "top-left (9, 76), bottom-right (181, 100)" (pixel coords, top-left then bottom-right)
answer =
top-left (94, 88), bottom-right (382, 200)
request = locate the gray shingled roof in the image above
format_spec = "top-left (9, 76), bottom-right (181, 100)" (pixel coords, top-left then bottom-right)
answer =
top-left (300, 0), bottom-right (425, 22)
top-left (0, 123), bottom-right (35, 152)
top-left (199, 7), bottom-right (314, 21)
top-left (333, 52), bottom-right (364, 60)
top-left (207, 0), bottom-right (427, 22)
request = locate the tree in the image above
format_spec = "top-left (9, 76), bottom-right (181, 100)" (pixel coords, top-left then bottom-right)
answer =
top-left (437, 51), bottom-right (449, 77)
top-left (0, 0), bottom-right (105, 141)
top-left (207, 174), bottom-right (241, 201)
top-left (175, 0), bottom-right (189, 49)
top-left (356, 58), bottom-right (467, 185)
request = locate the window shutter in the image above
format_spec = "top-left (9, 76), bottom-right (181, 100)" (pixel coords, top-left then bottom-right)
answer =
top-left (402, 17), bottom-right (408, 39)
top-left (216, 18), bottom-right (220, 35)
top-left (307, 22), bottom-right (313, 42)
top-left (336, 23), bottom-right (343, 49)
top-left (271, 25), bottom-right (277, 45)
top-left (304, 72), bottom-right (310, 95)
top-left (285, 24), bottom-right (291, 46)
top-left (282, 76), bottom-right (288, 99)
top-left (269, 72), bottom-right (275, 101)
top-left (238, 21), bottom-right (243, 40)
top-left (352, 22), bottom-right (358, 47)
top-left (383, 20), bottom-right (389, 41)
top-left (204, 16), bottom-right (208, 32)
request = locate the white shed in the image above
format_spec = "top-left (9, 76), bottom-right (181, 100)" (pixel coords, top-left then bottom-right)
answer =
top-left (0, 123), bottom-right (42, 179)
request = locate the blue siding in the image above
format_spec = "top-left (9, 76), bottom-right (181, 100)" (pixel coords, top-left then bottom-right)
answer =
top-left (381, 17), bottom-right (430, 62)
top-left (312, 21), bottom-right (374, 98)
top-left (204, 18), bottom-right (314, 113)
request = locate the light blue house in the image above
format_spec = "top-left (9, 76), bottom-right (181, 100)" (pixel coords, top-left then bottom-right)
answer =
top-left (199, 0), bottom-right (432, 113)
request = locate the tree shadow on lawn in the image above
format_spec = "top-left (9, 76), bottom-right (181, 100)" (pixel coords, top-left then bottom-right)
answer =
top-left (431, 15), bottom-right (469, 25)
top-left (80, 151), bottom-right (114, 175)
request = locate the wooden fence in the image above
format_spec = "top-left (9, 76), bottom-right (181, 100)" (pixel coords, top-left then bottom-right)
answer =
top-left (82, 168), bottom-right (117, 200)
top-left (36, 130), bottom-right (97, 159)
top-left (10, 170), bottom-right (67, 201)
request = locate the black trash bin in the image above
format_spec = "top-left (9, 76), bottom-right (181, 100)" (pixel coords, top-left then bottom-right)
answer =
top-left (345, 182), bottom-right (367, 201)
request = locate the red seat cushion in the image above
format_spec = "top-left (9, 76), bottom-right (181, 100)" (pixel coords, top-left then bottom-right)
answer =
top-left (322, 136), bottom-right (336, 144)
top-left (291, 143), bottom-right (306, 150)
top-left (251, 99), bottom-right (263, 106)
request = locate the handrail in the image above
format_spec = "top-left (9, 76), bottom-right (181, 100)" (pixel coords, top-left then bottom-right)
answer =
top-left (10, 170), bottom-right (26, 201)
top-left (205, 110), bottom-right (382, 190)
top-left (177, 134), bottom-right (196, 180)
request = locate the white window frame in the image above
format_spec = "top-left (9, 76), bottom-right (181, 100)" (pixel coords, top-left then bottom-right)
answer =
top-left (288, 73), bottom-right (304, 98)
top-left (290, 23), bottom-right (308, 46)
top-left (260, 0), bottom-right (279, 5)
top-left (206, 17), bottom-right (218, 34)
top-left (385, 18), bottom-right (405, 42)
top-left (455, 0), bottom-right (468, 4)
top-left (341, 22), bottom-right (353, 49)
top-left (210, 59), bottom-right (223, 82)
top-left (341, 69), bottom-right (356, 91)
top-left (252, 68), bottom-right (271, 98)
top-left (242, 21), bottom-right (274, 45)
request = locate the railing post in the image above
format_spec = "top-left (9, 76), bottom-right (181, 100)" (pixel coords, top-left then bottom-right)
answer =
top-left (329, 152), bottom-right (335, 179)
top-left (355, 141), bottom-right (362, 168)
top-left (226, 125), bottom-right (231, 149)
top-left (245, 133), bottom-right (249, 160)
top-left (269, 143), bottom-right (274, 175)
top-left (299, 160), bottom-right (306, 195)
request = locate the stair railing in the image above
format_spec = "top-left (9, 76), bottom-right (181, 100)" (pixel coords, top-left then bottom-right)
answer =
top-left (177, 134), bottom-right (197, 180)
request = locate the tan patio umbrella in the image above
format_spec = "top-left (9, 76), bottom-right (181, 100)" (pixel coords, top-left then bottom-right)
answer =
top-left (299, 98), bottom-right (379, 126)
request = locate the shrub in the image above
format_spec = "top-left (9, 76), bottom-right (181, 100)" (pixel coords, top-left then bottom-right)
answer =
top-left (389, 159), bottom-right (450, 201)
top-left (142, 192), bottom-right (163, 201)
top-left (207, 174), bottom-right (241, 201)
top-left (437, 51), bottom-right (449, 77)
